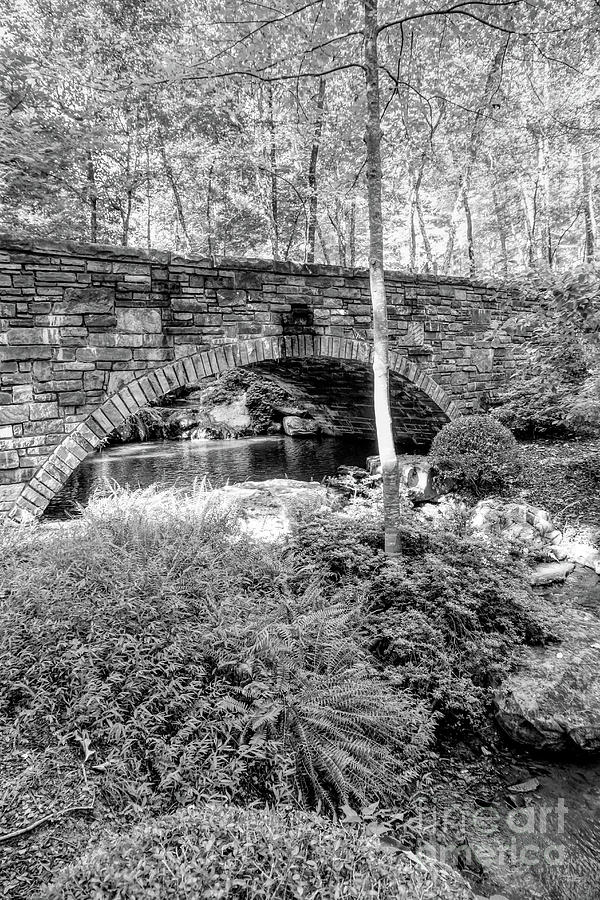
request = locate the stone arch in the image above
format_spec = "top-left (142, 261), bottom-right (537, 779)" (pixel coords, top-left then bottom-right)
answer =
top-left (10, 336), bottom-right (458, 521)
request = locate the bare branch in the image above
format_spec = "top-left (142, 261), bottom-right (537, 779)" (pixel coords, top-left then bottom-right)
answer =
top-left (378, 1), bottom-right (524, 35)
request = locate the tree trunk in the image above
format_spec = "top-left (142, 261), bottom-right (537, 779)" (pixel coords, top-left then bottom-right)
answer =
top-left (364, 0), bottom-right (400, 556)
top-left (86, 150), bottom-right (98, 243)
top-left (305, 76), bottom-right (326, 263)
top-left (443, 40), bottom-right (509, 274)
top-left (145, 143), bottom-right (152, 250)
top-left (121, 190), bottom-right (132, 246)
top-left (519, 176), bottom-right (536, 268)
top-left (206, 163), bottom-right (214, 257)
top-left (442, 181), bottom-right (463, 274)
top-left (485, 152), bottom-right (509, 274)
top-left (534, 127), bottom-right (552, 267)
top-left (349, 200), bottom-right (356, 266)
top-left (582, 147), bottom-right (596, 263)
top-left (415, 195), bottom-right (434, 273)
top-left (266, 82), bottom-right (280, 260)
top-left (316, 220), bottom-right (331, 264)
top-left (462, 187), bottom-right (476, 276)
top-left (408, 170), bottom-right (418, 272)
top-left (160, 145), bottom-right (190, 252)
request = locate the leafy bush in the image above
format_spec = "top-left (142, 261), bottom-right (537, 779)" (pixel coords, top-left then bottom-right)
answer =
top-left (429, 414), bottom-right (522, 496)
top-left (489, 266), bottom-right (600, 438)
top-left (290, 502), bottom-right (548, 736)
top-left (362, 527), bottom-right (548, 733)
top-left (43, 802), bottom-right (471, 900)
top-left (0, 486), bottom-right (431, 814)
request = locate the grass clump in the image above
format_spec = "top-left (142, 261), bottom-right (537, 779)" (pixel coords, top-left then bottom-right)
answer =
top-left (43, 802), bottom-right (472, 900)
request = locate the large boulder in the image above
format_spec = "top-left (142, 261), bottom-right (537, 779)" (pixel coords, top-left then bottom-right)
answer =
top-left (495, 603), bottom-right (600, 752)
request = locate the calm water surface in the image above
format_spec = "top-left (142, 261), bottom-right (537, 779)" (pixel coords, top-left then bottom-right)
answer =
top-left (45, 434), bottom-right (378, 518)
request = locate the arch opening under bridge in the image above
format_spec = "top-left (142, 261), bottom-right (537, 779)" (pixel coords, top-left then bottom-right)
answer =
top-left (10, 335), bottom-right (458, 522)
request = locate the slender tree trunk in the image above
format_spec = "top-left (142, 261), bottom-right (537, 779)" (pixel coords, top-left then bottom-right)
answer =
top-left (519, 176), bottom-right (536, 267)
top-left (409, 159), bottom-right (431, 271)
top-left (364, 0), bottom-right (400, 556)
top-left (534, 127), bottom-right (552, 266)
top-left (316, 221), bottom-right (331, 264)
top-left (443, 181), bottom-right (463, 273)
top-left (86, 150), bottom-right (98, 242)
top-left (160, 145), bottom-right (190, 252)
top-left (305, 76), bottom-right (326, 263)
top-left (408, 171), bottom-right (418, 272)
top-left (485, 152), bottom-right (509, 274)
top-left (146, 143), bottom-right (152, 250)
top-left (266, 82), bottom-right (280, 260)
top-left (207, 163), bottom-right (214, 257)
top-left (582, 147), bottom-right (596, 262)
top-left (120, 135), bottom-right (133, 246)
top-left (349, 200), bottom-right (356, 266)
top-left (462, 187), bottom-right (476, 276)
top-left (416, 196), bottom-right (434, 272)
top-left (443, 40), bottom-right (509, 274)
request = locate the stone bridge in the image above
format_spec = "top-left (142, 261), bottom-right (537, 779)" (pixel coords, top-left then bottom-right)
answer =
top-left (0, 236), bottom-right (530, 521)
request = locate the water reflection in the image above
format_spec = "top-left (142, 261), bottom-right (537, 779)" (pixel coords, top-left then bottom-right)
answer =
top-left (45, 434), bottom-right (378, 519)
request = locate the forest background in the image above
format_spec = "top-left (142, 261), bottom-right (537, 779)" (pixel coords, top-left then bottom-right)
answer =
top-left (1, 0), bottom-right (598, 277)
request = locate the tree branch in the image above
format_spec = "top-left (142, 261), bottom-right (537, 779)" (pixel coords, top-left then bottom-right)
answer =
top-left (378, 0), bottom-right (524, 34)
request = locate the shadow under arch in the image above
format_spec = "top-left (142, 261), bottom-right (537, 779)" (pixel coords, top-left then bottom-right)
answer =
top-left (10, 335), bottom-right (459, 520)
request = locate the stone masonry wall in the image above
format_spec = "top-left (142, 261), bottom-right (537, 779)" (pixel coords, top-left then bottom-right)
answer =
top-left (0, 235), bottom-right (531, 517)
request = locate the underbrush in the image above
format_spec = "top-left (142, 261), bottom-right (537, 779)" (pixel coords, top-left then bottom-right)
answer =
top-left (42, 802), bottom-right (471, 900)
top-left (1, 485), bottom-right (549, 897)
top-left (289, 503), bottom-right (548, 737)
top-left (0, 488), bottom-right (431, 816)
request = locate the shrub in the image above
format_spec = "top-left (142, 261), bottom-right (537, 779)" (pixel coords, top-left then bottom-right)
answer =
top-left (43, 803), bottom-right (472, 900)
top-left (289, 502), bottom-right (549, 737)
top-left (361, 526), bottom-right (548, 734)
top-left (0, 485), bottom-right (431, 814)
top-left (429, 414), bottom-right (521, 496)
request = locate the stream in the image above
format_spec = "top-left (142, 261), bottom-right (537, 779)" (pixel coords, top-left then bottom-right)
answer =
top-left (45, 433), bottom-right (378, 519)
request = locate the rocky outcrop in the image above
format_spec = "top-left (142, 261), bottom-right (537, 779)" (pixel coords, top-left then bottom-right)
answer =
top-left (110, 371), bottom-right (328, 444)
top-left (468, 499), bottom-right (563, 548)
top-left (495, 602), bottom-right (600, 752)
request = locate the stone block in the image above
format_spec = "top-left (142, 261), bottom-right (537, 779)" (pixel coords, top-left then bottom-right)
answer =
top-left (58, 391), bottom-right (86, 406)
top-left (54, 286), bottom-right (115, 313)
top-left (0, 404), bottom-right (28, 425)
top-left (0, 449), bottom-right (20, 468)
top-left (116, 307), bottom-right (162, 333)
top-left (30, 401), bottom-right (59, 420)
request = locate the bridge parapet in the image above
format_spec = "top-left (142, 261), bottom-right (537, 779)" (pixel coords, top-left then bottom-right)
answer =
top-left (0, 236), bottom-right (531, 519)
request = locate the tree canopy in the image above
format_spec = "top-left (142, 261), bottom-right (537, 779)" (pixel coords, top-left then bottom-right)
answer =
top-left (1, 0), bottom-right (598, 274)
